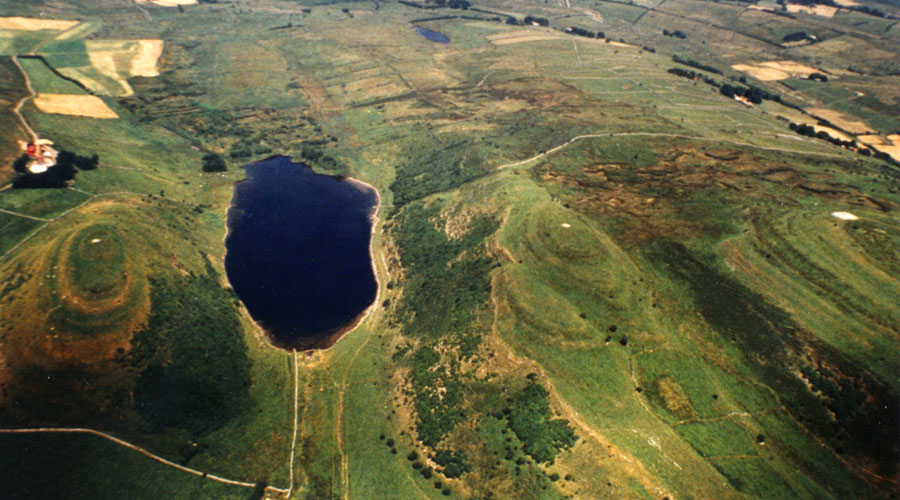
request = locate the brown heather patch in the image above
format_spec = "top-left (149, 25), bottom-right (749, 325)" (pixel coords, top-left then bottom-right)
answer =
top-left (488, 77), bottom-right (584, 110)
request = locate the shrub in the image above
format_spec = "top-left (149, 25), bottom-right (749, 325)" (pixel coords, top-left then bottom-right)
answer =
top-left (505, 382), bottom-right (577, 463)
top-left (201, 153), bottom-right (226, 172)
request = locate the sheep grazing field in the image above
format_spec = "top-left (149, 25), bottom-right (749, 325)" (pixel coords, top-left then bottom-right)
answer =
top-left (1, 0), bottom-right (898, 499)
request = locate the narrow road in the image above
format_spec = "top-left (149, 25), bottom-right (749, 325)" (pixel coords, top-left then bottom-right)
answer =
top-left (10, 55), bottom-right (38, 144)
top-left (0, 428), bottom-right (289, 495)
top-left (0, 207), bottom-right (50, 222)
top-left (286, 350), bottom-right (301, 499)
top-left (494, 131), bottom-right (845, 171)
top-left (130, 0), bottom-right (153, 21)
top-left (0, 348), bottom-right (304, 497)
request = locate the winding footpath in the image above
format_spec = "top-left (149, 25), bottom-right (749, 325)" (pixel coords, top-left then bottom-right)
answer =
top-left (10, 55), bottom-right (38, 144)
top-left (495, 131), bottom-right (845, 171)
top-left (0, 331), bottom-right (302, 499)
top-left (0, 353), bottom-right (300, 498)
top-left (0, 427), bottom-right (289, 495)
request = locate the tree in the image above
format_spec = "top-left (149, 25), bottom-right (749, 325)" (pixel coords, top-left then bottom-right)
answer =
top-left (720, 84), bottom-right (735, 99)
top-left (12, 155), bottom-right (28, 174)
top-left (202, 153), bottom-right (227, 172)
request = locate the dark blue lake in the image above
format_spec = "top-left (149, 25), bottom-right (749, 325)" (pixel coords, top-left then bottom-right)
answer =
top-left (415, 26), bottom-right (450, 44)
top-left (224, 156), bottom-right (378, 350)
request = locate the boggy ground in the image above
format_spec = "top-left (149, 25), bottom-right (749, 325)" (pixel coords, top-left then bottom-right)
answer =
top-left (0, 0), bottom-right (898, 499)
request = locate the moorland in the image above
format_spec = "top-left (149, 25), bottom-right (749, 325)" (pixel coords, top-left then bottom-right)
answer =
top-left (1, 0), bottom-right (899, 498)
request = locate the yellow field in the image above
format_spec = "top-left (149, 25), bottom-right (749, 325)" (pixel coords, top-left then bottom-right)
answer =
top-left (32, 94), bottom-right (119, 119)
top-left (86, 41), bottom-right (134, 95)
top-left (489, 30), bottom-right (564, 45)
top-left (786, 3), bottom-right (839, 17)
top-left (806, 107), bottom-right (874, 134)
top-left (573, 7), bottom-right (604, 23)
top-left (0, 17), bottom-right (79, 31)
top-left (732, 60), bottom-right (823, 81)
top-left (812, 124), bottom-right (853, 142)
top-left (858, 134), bottom-right (900, 162)
top-left (135, 0), bottom-right (197, 6)
top-left (54, 21), bottom-right (98, 40)
top-left (74, 39), bottom-right (165, 96)
top-left (131, 40), bottom-right (163, 77)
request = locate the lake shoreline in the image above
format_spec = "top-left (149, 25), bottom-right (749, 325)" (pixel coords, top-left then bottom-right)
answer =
top-left (222, 156), bottom-right (381, 353)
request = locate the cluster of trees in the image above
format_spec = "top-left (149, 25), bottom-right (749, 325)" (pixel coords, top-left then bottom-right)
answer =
top-left (298, 143), bottom-right (349, 176)
top-left (499, 379), bottom-right (577, 463)
top-left (391, 139), bottom-right (490, 208)
top-left (229, 136), bottom-right (272, 160)
top-left (12, 150), bottom-right (99, 189)
top-left (783, 31), bottom-right (814, 43)
top-left (390, 201), bottom-right (496, 453)
top-left (791, 122), bottom-right (900, 164)
top-left (565, 26), bottom-right (603, 38)
top-left (787, 122), bottom-right (899, 165)
top-left (849, 5), bottom-right (887, 17)
top-left (800, 364), bottom-right (867, 420)
top-left (523, 15), bottom-right (549, 26)
top-left (667, 67), bottom-right (719, 86)
top-left (790, 122), bottom-right (861, 149)
top-left (400, 0), bottom-right (470, 8)
top-left (663, 29), bottom-right (687, 39)
top-left (201, 153), bottom-right (226, 172)
top-left (720, 83), bottom-right (782, 104)
top-left (809, 72), bottom-right (828, 82)
top-left (672, 55), bottom-right (721, 75)
top-left (446, 0), bottom-right (470, 8)
top-left (433, 449), bottom-right (471, 478)
top-left (399, 0), bottom-right (441, 9)
top-left (786, 0), bottom-right (833, 6)
top-left (668, 66), bottom-right (789, 107)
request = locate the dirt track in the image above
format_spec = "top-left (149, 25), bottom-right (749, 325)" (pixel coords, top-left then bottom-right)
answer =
top-left (10, 55), bottom-right (38, 143)
top-left (0, 427), bottom-right (288, 495)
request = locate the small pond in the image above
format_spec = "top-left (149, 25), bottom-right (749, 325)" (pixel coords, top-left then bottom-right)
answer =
top-left (415, 26), bottom-right (450, 44)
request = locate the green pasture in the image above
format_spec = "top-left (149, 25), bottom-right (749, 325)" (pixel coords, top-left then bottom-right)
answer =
top-left (1, 2), bottom-right (898, 499)
top-left (0, 432), bottom-right (257, 500)
top-left (16, 56), bottom-right (85, 94)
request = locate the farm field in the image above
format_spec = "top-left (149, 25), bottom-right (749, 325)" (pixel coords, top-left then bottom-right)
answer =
top-left (0, 0), bottom-right (898, 499)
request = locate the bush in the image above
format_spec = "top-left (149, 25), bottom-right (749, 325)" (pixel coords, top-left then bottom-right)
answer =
top-left (392, 201), bottom-right (498, 445)
top-left (229, 147), bottom-right (251, 159)
top-left (505, 381), bottom-right (577, 463)
top-left (434, 449), bottom-right (471, 478)
top-left (12, 150), bottom-right (98, 189)
top-left (201, 153), bottom-right (226, 172)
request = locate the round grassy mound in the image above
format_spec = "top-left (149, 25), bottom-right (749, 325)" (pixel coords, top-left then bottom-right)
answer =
top-left (69, 225), bottom-right (127, 298)
top-left (41, 208), bottom-right (148, 338)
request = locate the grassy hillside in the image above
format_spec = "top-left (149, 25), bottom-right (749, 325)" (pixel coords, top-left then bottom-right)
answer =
top-left (0, 0), bottom-right (898, 498)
